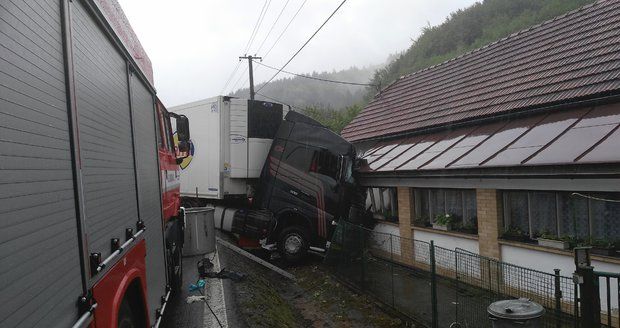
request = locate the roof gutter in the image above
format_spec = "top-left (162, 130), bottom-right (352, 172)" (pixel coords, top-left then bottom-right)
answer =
top-left (357, 163), bottom-right (620, 180)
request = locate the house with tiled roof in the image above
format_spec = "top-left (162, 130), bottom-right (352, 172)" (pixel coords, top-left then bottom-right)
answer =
top-left (343, 0), bottom-right (620, 290)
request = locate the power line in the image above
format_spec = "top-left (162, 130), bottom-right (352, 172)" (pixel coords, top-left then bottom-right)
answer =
top-left (256, 0), bottom-right (348, 93)
top-left (220, 60), bottom-right (242, 95)
top-left (255, 92), bottom-right (304, 111)
top-left (263, 0), bottom-right (308, 59)
top-left (243, 0), bottom-right (272, 55)
top-left (572, 193), bottom-right (620, 203)
top-left (254, 60), bottom-right (378, 88)
top-left (230, 66), bottom-right (250, 95)
top-left (230, 0), bottom-right (307, 95)
top-left (255, 0), bottom-right (291, 55)
top-left (222, 0), bottom-right (270, 95)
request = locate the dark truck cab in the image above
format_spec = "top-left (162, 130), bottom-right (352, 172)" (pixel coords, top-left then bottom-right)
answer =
top-left (256, 111), bottom-right (357, 261)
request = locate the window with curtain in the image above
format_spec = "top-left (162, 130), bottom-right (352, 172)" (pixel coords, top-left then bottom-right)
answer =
top-left (413, 188), bottom-right (477, 234)
top-left (502, 191), bottom-right (620, 251)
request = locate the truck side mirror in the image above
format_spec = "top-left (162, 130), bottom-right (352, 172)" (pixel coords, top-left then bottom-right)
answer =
top-left (177, 140), bottom-right (189, 153)
top-left (176, 115), bottom-right (190, 143)
top-left (336, 155), bottom-right (345, 182)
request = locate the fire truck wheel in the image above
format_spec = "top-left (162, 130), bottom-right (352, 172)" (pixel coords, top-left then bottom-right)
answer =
top-left (168, 245), bottom-right (183, 293)
top-left (117, 297), bottom-right (138, 328)
top-left (174, 247), bottom-right (183, 290)
top-left (278, 226), bottom-right (309, 262)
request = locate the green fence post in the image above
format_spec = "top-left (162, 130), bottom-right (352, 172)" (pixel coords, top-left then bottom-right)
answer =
top-left (342, 221), bottom-right (346, 258)
top-left (360, 227), bottom-right (365, 291)
top-left (454, 249), bottom-right (459, 324)
top-left (390, 234), bottom-right (395, 308)
top-left (554, 269), bottom-right (562, 328)
top-left (430, 240), bottom-right (438, 328)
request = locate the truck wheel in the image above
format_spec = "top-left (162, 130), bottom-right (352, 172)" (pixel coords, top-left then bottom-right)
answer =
top-left (117, 297), bottom-right (138, 328)
top-left (278, 226), bottom-right (309, 262)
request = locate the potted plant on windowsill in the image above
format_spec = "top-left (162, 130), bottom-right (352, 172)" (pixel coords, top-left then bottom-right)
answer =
top-left (413, 217), bottom-right (430, 228)
top-left (501, 226), bottom-right (530, 243)
top-left (458, 222), bottom-right (478, 235)
top-left (432, 213), bottom-right (453, 231)
top-left (536, 232), bottom-right (570, 250)
top-left (589, 239), bottom-right (619, 257)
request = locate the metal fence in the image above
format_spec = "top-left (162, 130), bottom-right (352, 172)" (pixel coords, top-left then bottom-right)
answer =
top-left (324, 221), bottom-right (581, 328)
top-left (595, 271), bottom-right (620, 328)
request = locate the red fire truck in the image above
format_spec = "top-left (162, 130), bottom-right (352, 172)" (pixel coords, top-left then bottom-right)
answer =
top-left (0, 0), bottom-right (189, 327)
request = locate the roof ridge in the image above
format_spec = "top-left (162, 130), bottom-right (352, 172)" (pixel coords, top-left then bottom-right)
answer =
top-left (375, 0), bottom-right (605, 97)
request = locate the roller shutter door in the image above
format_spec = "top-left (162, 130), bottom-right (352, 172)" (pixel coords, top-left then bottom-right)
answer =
top-left (130, 73), bottom-right (167, 324)
top-left (0, 0), bottom-right (83, 327)
top-left (71, 0), bottom-right (139, 268)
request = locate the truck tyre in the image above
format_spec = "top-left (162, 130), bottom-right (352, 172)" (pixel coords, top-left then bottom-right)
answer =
top-left (117, 297), bottom-right (138, 328)
top-left (278, 226), bottom-right (309, 262)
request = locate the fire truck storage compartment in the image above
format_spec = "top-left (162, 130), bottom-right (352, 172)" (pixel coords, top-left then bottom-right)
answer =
top-left (1, 0), bottom-right (168, 326)
top-left (70, 1), bottom-right (167, 324)
top-left (0, 1), bottom-right (83, 326)
top-left (170, 96), bottom-right (287, 200)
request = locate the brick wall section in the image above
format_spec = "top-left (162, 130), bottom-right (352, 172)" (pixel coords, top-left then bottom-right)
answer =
top-left (476, 189), bottom-right (503, 259)
top-left (397, 187), bottom-right (414, 238)
top-left (397, 187), bottom-right (415, 264)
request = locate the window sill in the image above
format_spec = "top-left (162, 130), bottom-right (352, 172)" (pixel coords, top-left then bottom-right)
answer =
top-left (498, 239), bottom-right (620, 265)
top-left (412, 226), bottom-right (479, 240)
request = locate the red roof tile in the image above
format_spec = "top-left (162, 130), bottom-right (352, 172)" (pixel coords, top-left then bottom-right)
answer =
top-left (342, 0), bottom-right (620, 142)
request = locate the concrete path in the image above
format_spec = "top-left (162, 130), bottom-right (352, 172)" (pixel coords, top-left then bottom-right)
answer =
top-left (162, 244), bottom-right (235, 328)
top-left (202, 246), bottom-right (228, 328)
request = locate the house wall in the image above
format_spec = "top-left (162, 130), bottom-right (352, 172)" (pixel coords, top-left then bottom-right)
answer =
top-left (413, 229), bottom-right (478, 254)
top-left (369, 184), bottom-right (620, 314)
top-left (502, 243), bottom-right (619, 311)
top-left (373, 222), bottom-right (401, 256)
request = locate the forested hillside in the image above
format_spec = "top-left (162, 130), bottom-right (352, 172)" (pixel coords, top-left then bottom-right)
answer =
top-left (230, 65), bottom-right (380, 110)
top-left (368, 0), bottom-right (595, 100)
top-left (231, 0), bottom-right (595, 134)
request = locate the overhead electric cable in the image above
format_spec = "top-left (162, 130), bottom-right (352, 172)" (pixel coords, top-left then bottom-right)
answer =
top-left (220, 61), bottom-right (242, 94)
top-left (230, 66), bottom-right (250, 94)
top-left (229, 0), bottom-right (307, 95)
top-left (256, 0), bottom-right (348, 93)
top-left (255, 0), bottom-right (291, 55)
top-left (254, 60), bottom-right (378, 87)
top-left (256, 92), bottom-right (304, 111)
top-left (571, 193), bottom-right (620, 203)
top-left (263, 0), bottom-right (308, 58)
top-left (222, 0), bottom-right (270, 94)
top-left (244, 0), bottom-right (272, 55)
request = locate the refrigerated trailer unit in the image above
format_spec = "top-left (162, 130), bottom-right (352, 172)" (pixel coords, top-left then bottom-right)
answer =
top-left (171, 96), bottom-right (288, 200)
top-left (0, 1), bottom-right (189, 327)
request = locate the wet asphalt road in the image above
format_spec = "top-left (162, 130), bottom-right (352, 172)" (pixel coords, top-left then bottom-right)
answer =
top-left (161, 243), bottom-right (243, 328)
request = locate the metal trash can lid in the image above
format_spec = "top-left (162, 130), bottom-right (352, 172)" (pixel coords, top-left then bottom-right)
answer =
top-left (487, 298), bottom-right (545, 320)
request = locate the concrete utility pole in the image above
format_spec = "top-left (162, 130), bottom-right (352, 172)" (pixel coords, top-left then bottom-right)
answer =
top-left (239, 55), bottom-right (262, 100)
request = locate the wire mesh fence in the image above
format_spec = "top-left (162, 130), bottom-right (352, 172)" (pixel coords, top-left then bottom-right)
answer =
top-left (324, 221), bottom-right (581, 328)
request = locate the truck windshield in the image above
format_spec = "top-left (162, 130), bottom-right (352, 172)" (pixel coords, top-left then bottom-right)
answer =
top-left (343, 157), bottom-right (354, 184)
top-left (310, 149), bottom-right (338, 180)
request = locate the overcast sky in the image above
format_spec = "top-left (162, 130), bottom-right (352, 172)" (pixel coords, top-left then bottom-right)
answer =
top-left (117, 0), bottom-right (477, 107)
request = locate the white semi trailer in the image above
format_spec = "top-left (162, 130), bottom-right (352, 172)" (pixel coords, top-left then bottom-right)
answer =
top-left (171, 96), bottom-right (288, 200)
